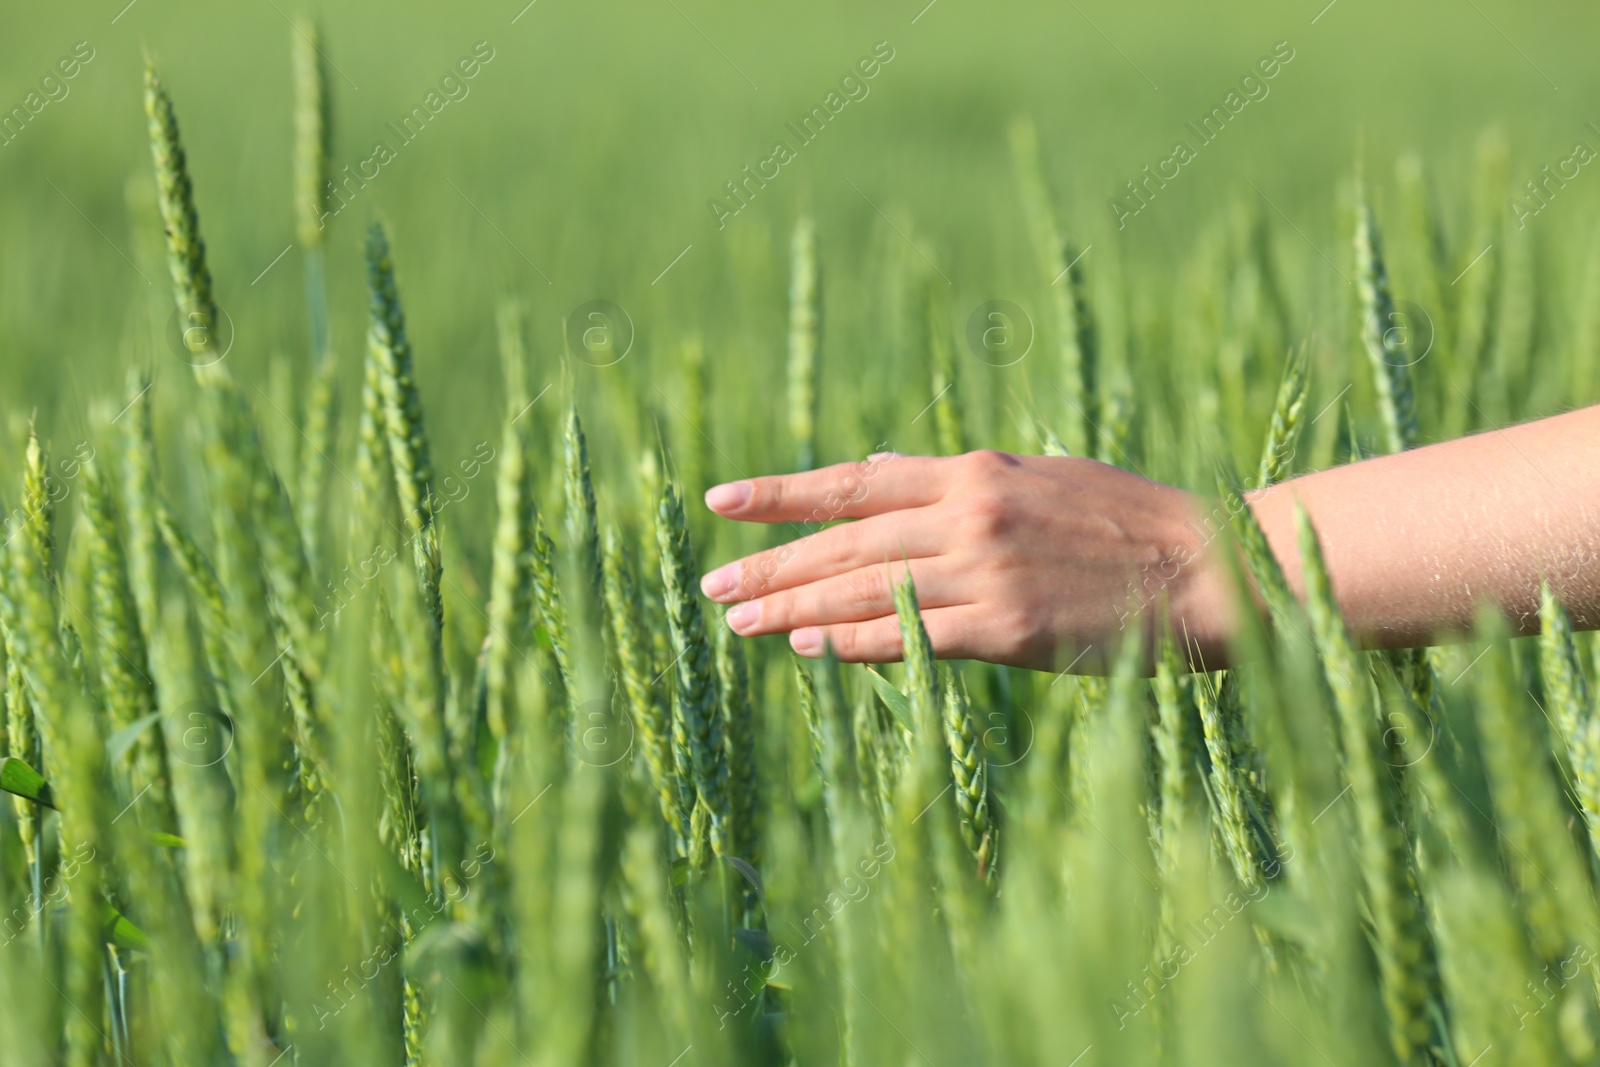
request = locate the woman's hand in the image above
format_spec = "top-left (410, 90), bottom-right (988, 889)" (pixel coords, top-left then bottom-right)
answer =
top-left (699, 450), bottom-right (1234, 672)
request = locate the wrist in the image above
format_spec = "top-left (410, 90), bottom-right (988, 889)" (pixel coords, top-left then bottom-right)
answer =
top-left (1165, 487), bottom-right (1279, 671)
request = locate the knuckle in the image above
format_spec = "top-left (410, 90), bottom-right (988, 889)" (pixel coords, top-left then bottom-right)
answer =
top-left (962, 490), bottom-right (1012, 537)
top-left (760, 592), bottom-right (795, 631)
top-left (821, 523), bottom-right (858, 567)
top-left (751, 477), bottom-right (784, 513)
top-left (1000, 604), bottom-right (1040, 643)
top-left (827, 625), bottom-right (860, 660)
top-left (963, 449), bottom-right (1014, 476)
top-left (844, 567), bottom-right (890, 614)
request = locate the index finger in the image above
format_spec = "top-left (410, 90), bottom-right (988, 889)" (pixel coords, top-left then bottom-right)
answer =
top-left (704, 453), bottom-right (944, 524)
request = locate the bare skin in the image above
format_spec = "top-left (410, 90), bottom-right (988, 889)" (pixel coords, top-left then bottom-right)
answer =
top-left (698, 405), bottom-right (1600, 673)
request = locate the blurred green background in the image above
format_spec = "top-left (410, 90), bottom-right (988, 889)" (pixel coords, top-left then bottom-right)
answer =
top-left (1, 0), bottom-right (1597, 557)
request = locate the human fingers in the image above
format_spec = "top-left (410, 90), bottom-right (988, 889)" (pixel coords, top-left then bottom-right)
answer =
top-left (700, 506), bottom-right (945, 602)
top-left (703, 453), bottom-right (945, 524)
top-left (721, 558), bottom-right (959, 637)
top-left (787, 604), bottom-right (994, 663)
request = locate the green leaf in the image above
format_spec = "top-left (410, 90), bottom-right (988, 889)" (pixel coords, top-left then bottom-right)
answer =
top-left (0, 756), bottom-right (55, 809)
top-left (723, 854), bottom-right (764, 901)
top-left (865, 666), bottom-right (914, 733)
top-left (145, 831), bottom-right (186, 849)
top-left (100, 902), bottom-right (150, 952)
top-left (106, 712), bottom-right (161, 767)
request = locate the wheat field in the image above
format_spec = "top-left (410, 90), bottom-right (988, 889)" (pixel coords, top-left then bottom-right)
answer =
top-left (1, 1), bottom-right (1599, 1065)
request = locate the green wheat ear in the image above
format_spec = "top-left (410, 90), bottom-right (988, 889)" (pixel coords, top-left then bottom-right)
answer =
top-left (1009, 115), bottom-right (1097, 457)
top-left (1214, 458), bottom-right (1296, 627)
top-left (3, 520), bottom-right (112, 1067)
top-left (787, 214), bottom-right (820, 471)
top-left (1354, 190), bottom-right (1419, 453)
top-left (942, 670), bottom-right (995, 881)
top-left (1255, 342), bottom-right (1309, 488)
top-left (364, 221), bottom-right (441, 634)
top-left (1152, 618), bottom-right (1202, 958)
top-left (714, 617), bottom-right (759, 868)
top-left (4, 427), bottom-right (51, 878)
top-left (529, 510), bottom-right (573, 700)
top-left (144, 62), bottom-right (222, 373)
top-left (81, 457), bottom-right (176, 831)
top-left (1397, 668), bottom-right (1563, 1065)
top-left (1469, 604), bottom-right (1597, 963)
top-left (1296, 504), bottom-right (1434, 1065)
top-left (655, 465), bottom-right (727, 861)
top-left (562, 401), bottom-right (603, 596)
top-left (120, 371), bottom-right (160, 636)
top-left (291, 17), bottom-right (332, 250)
top-left (485, 372), bottom-right (534, 753)
top-left (1538, 582), bottom-right (1600, 859)
top-left (603, 524), bottom-right (680, 845)
top-left (925, 275), bottom-right (964, 456)
top-left (1193, 668), bottom-right (1272, 898)
top-left (893, 570), bottom-right (938, 735)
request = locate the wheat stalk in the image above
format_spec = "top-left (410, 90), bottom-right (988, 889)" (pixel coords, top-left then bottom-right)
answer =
top-left (788, 215), bottom-right (820, 471)
top-left (365, 222), bottom-right (442, 636)
top-left (1152, 622), bottom-right (1201, 957)
top-left (1468, 607), bottom-right (1598, 965)
top-left (1355, 191), bottom-right (1419, 453)
top-left (603, 524), bottom-right (680, 845)
top-left (530, 511), bottom-right (574, 701)
top-left (1, 513), bottom-right (112, 1067)
top-left (291, 19), bottom-right (332, 252)
top-left (655, 468), bottom-right (727, 860)
top-left (563, 402), bottom-right (602, 595)
top-left (4, 428), bottom-right (51, 881)
top-left (1297, 504), bottom-right (1433, 1064)
top-left (81, 458), bottom-right (177, 830)
top-left (1538, 582), bottom-right (1600, 862)
top-left (714, 617), bottom-right (759, 866)
top-left (942, 669), bottom-right (995, 880)
top-left (1255, 343), bottom-right (1309, 488)
top-left (1009, 117), bottom-right (1097, 456)
top-left (925, 276), bottom-right (964, 456)
top-left (485, 366), bottom-right (534, 769)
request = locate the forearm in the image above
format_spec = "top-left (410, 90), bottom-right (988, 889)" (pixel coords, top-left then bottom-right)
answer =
top-left (1227, 405), bottom-right (1600, 652)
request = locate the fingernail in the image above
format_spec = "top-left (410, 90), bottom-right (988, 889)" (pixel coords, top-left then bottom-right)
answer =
top-left (700, 562), bottom-right (741, 599)
top-left (705, 481), bottom-right (752, 512)
top-left (790, 627), bottom-right (823, 656)
top-left (726, 601), bottom-right (760, 634)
